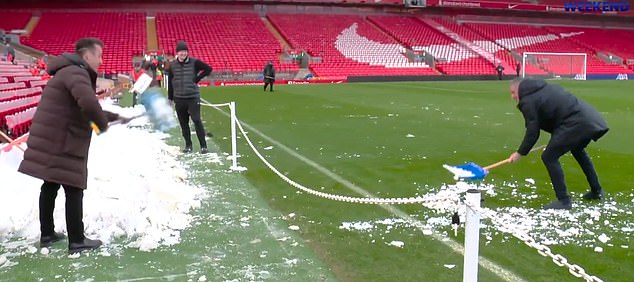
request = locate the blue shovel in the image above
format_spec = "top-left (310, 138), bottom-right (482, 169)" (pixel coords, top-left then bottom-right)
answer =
top-left (92, 74), bottom-right (176, 134)
top-left (443, 145), bottom-right (546, 181)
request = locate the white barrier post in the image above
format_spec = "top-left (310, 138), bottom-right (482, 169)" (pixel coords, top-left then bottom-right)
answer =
top-left (463, 189), bottom-right (481, 282)
top-left (229, 101), bottom-right (239, 170)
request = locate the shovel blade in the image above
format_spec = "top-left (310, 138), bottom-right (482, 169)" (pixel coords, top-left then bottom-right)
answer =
top-left (455, 162), bottom-right (488, 180)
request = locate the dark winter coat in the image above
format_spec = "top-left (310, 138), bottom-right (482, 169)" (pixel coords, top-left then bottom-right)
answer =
top-left (167, 57), bottom-right (212, 100)
top-left (19, 53), bottom-right (118, 189)
top-left (263, 63), bottom-right (275, 80)
top-left (516, 79), bottom-right (609, 155)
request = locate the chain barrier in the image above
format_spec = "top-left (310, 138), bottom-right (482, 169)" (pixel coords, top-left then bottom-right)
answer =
top-left (466, 202), bottom-right (603, 282)
top-left (218, 104), bottom-right (602, 282)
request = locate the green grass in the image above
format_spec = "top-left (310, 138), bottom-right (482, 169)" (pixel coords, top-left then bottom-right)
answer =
top-left (3, 80), bottom-right (633, 281)
top-left (0, 121), bottom-right (335, 281)
top-left (200, 80), bottom-right (634, 282)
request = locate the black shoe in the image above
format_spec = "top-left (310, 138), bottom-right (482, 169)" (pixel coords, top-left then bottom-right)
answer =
top-left (69, 238), bottom-right (102, 254)
top-left (200, 147), bottom-right (208, 154)
top-left (40, 232), bottom-right (66, 247)
top-left (543, 199), bottom-right (572, 210)
top-left (206, 131), bottom-right (214, 138)
top-left (582, 190), bottom-right (603, 200)
top-left (182, 146), bottom-right (192, 153)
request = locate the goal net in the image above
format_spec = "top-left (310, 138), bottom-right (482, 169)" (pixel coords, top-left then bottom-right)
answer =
top-left (522, 52), bottom-right (587, 80)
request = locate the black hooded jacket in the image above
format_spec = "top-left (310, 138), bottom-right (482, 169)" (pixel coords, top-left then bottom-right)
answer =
top-left (516, 79), bottom-right (609, 155)
top-left (263, 63), bottom-right (275, 79)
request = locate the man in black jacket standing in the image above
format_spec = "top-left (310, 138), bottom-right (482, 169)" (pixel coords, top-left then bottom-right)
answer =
top-left (263, 60), bottom-right (275, 92)
top-left (496, 63), bottom-right (504, 80)
top-left (516, 63), bottom-right (521, 77)
top-left (507, 78), bottom-right (609, 210)
top-left (167, 40), bottom-right (212, 154)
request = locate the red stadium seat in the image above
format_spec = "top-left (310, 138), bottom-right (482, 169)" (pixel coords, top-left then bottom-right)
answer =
top-left (269, 13), bottom-right (438, 77)
top-left (156, 13), bottom-right (297, 74)
top-left (22, 12), bottom-right (146, 74)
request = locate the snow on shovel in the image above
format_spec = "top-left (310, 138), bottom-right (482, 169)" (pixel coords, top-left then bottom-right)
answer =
top-left (443, 145), bottom-right (546, 181)
top-left (92, 73), bottom-right (176, 134)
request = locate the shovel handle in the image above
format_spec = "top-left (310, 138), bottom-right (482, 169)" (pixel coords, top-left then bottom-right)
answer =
top-left (483, 145), bottom-right (546, 171)
top-left (484, 159), bottom-right (511, 171)
top-left (0, 131), bottom-right (25, 152)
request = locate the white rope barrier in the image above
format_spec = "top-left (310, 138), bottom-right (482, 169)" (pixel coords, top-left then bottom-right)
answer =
top-left (233, 115), bottom-right (458, 205)
top-left (200, 101), bottom-right (239, 169)
top-left (200, 100), bottom-right (604, 282)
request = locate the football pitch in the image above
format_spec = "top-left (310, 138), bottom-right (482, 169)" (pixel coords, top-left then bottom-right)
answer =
top-left (199, 80), bottom-right (634, 282)
top-left (2, 80), bottom-right (633, 281)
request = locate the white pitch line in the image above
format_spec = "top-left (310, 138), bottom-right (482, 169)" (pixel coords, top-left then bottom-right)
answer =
top-left (201, 98), bottom-right (525, 282)
top-left (386, 82), bottom-right (495, 94)
top-left (117, 273), bottom-right (188, 281)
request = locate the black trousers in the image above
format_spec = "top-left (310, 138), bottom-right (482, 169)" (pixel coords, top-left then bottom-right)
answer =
top-left (174, 98), bottom-right (207, 149)
top-left (264, 78), bottom-right (274, 91)
top-left (497, 73), bottom-right (503, 80)
top-left (39, 181), bottom-right (85, 243)
top-left (541, 138), bottom-right (602, 202)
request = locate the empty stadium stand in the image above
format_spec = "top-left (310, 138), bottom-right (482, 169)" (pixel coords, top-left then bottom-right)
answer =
top-left (288, 0), bottom-right (403, 4)
top-left (0, 11), bottom-right (31, 31)
top-left (269, 13), bottom-right (438, 77)
top-left (464, 22), bottom-right (634, 75)
top-left (430, 17), bottom-right (524, 75)
top-left (22, 12), bottom-right (146, 74)
top-left (368, 15), bottom-right (501, 75)
top-left (1, 60), bottom-right (46, 138)
top-left (156, 12), bottom-right (297, 74)
top-left (2, 1), bottom-right (631, 79)
top-left (544, 26), bottom-right (634, 67)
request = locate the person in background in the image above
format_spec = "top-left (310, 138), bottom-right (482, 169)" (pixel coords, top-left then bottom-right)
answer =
top-left (6, 42), bottom-right (15, 64)
top-left (507, 78), bottom-right (608, 210)
top-left (131, 62), bottom-right (145, 106)
top-left (19, 38), bottom-right (131, 253)
top-left (37, 56), bottom-right (47, 71)
top-left (167, 40), bottom-right (212, 154)
top-left (496, 63), bottom-right (504, 80)
top-left (144, 59), bottom-right (159, 87)
top-left (29, 63), bottom-right (40, 76)
top-left (516, 63), bottom-right (521, 77)
top-left (156, 67), bottom-right (163, 89)
top-left (263, 60), bottom-right (275, 92)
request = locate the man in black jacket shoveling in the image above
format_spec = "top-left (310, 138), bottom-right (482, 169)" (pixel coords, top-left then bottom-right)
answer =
top-left (167, 40), bottom-right (212, 154)
top-left (507, 78), bottom-right (608, 210)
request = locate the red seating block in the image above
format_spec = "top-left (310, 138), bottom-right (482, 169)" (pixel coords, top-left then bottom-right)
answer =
top-left (156, 13), bottom-right (296, 73)
top-left (22, 12), bottom-right (146, 74)
top-left (0, 10), bottom-right (31, 30)
top-left (269, 14), bottom-right (437, 77)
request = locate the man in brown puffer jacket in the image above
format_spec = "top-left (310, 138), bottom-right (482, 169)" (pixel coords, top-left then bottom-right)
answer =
top-left (19, 38), bottom-right (126, 253)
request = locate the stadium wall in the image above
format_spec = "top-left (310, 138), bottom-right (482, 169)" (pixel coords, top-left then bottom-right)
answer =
top-left (587, 74), bottom-right (630, 80)
top-left (348, 75), bottom-right (517, 82)
top-left (345, 74), bottom-right (629, 82)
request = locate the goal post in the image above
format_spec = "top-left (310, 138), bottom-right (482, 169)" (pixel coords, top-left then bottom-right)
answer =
top-left (522, 52), bottom-right (587, 80)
